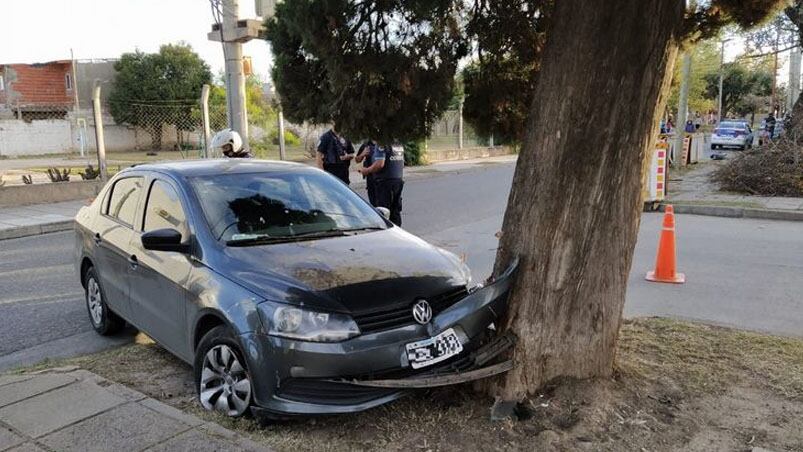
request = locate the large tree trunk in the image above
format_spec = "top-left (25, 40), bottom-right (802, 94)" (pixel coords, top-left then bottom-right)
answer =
top-left (493, 0), bottom-right (685, 400)
top-left (787, 93), bottom-right (803, 141)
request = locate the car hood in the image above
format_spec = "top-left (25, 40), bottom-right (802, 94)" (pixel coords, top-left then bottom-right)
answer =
top-left (213, 227), bottom-right (470, 314)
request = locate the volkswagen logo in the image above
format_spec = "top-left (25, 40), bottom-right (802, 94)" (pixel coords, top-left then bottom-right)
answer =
top-left (412, 300), bottom-right (432, 325)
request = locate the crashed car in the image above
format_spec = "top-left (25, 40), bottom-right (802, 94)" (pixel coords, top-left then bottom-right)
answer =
top-left (74, 159), bottom-right (517, 418)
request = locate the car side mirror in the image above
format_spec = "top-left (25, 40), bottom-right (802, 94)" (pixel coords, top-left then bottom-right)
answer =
top-left (376, 207), bottom-right (390, 220)
top-left (142, 228), bottom-right (189, 253)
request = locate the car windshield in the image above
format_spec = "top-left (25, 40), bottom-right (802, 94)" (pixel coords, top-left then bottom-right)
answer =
top-left (190, 170), bottom-right (387, 243)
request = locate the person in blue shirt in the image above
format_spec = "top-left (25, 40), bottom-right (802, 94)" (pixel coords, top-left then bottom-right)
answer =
top-left (316, 126), bottom-right (354, 184)
top-left (355, 140), bottom-right (377, 206)
top-left (358, 144), bottom-right (404, 225)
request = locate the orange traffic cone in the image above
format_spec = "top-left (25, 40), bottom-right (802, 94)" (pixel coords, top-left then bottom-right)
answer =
top-left (645, 205), bottom-right (685, 284)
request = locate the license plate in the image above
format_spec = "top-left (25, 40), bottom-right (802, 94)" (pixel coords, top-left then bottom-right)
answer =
top-left (405, 328), bottom-right (463, 369)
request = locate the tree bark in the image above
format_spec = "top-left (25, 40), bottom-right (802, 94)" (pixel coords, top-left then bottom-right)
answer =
top-left (492, 0), bottom-right (685, 400)
top-left (787, 93), bottom-right (803, 141)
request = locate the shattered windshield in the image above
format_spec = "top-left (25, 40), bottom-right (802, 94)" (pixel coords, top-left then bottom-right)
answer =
top-left (190, 170), bottom-right (387, 243)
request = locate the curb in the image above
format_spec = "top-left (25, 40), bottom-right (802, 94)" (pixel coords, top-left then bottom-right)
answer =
top-left (661, 203), bottom-right (803, 222)
top-left (0, 220), bottom-right (74, 241)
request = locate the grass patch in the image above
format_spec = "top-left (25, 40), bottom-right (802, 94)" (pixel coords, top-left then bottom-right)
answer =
top-left (12, 318), bottom-right (803, 451)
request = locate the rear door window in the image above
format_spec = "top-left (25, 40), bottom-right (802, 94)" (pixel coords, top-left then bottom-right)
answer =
top-left (106, 177), bottom-right (143, 227)
top-left (143, 180), bottom-right (188, 239)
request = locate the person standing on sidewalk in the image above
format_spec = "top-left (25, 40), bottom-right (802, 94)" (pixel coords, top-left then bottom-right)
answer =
top-left (359, 143), bottom-right (404, 225)
top-left (316, 126), bottom-right (354, 184)
top-left (355, 140), bottom-right (377, 206)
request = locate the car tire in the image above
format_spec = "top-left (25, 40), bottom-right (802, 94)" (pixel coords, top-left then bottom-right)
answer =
top-left (84, 267), bottom-right (124, 336)
top-left (194, 326), bottom-right (253, 418)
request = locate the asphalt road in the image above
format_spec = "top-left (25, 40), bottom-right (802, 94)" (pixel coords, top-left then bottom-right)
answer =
top-left (1, 161), bottom-right (801, 371)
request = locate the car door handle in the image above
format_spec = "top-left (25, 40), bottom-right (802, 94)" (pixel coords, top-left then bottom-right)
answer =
top-left (93, 233), bottom-right (102, 245)
top-left (128, 255), bottom-right (138, 270)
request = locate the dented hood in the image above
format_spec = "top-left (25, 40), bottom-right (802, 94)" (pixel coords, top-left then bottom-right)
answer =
top-left (214, 227), bottom-right (470, 314)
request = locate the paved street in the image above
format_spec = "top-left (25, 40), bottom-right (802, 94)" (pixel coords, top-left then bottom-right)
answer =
top-left (1, 160), bottom-right (801, 371)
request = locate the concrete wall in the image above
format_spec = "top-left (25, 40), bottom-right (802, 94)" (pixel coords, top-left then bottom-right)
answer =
top-left (425, 146), bottom-right (514, 163)
top-left (0, 180), bottom-right (103, 208)
top-left (0, 119), bottom-right (73, 156)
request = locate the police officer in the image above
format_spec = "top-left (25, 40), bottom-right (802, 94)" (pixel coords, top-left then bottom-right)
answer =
top-left (355, 140), bottom-right (377, 206)
top-left (316, 125), bottom-right (354, 184)
top-left (358, 143), bottom-right (404, 225)
top-left (211, 128), bottom-right (251, 158)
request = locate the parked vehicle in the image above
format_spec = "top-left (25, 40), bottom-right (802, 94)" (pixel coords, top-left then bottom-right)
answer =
top-left (711, 120), bottom-right (753, 150)
top-left (74, 160), bottom-right (517, 419)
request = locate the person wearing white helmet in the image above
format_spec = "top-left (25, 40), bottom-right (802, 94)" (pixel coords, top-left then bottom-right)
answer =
top-left (210, 128), bottom-right (250, 158)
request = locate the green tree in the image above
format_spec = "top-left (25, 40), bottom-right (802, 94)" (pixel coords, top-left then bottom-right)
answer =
top-left (462, 0), bottom-right (546, 144)
top-left (667, 39), bottom-right (721, 117)
top-left (703, 61), bottom-right (772, 118)
top-left (108, 43), bottom-right (212, 150)
top-left (265, 0), bottom-right (467, 143)
top-left (208, 75), bottom-right (276, 132)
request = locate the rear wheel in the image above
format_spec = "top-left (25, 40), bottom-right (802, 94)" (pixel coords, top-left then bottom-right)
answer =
top-left (84, 267), bottom-right (124, 335)
top-left (195, 326), bottom-right (253, 417)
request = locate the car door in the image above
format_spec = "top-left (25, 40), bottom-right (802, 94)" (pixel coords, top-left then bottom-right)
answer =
top-left (93, 176), bottom-right (145, 319)
top-left (127, 176), bottom-right (193, 358)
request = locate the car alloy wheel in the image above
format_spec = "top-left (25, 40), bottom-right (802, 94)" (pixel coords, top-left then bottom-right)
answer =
top-left (86, 277), bottom-right (103, 326)
top-left (83, 267), bottom-right (124, 336)
top-left (199, 344), bottom-right (252, 417)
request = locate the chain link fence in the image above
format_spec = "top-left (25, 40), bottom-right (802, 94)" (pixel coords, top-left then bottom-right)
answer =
top-left (426, 109), bottom-right (486, 150)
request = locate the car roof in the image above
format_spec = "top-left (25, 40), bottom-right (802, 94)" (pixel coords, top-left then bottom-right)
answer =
top-left (121, 159), bottom-right (312, 178)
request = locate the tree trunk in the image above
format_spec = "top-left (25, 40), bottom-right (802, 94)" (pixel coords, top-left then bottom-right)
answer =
top-left (492, 0), bottom-right (685, 400)
top-left (787, 93), bottom-right (803, 141)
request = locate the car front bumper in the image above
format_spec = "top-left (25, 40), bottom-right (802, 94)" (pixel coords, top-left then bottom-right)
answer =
top-left (240, 259), bottom-right (519, 416)
top-left (711, 136), bottom-right (749, 147)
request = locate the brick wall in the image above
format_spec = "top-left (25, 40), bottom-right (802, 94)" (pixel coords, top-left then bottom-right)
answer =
top-left (4, 62), bottom-right (73, 106)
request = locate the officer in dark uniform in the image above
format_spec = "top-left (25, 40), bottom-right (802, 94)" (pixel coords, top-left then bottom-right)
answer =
top-left (355, 140), bottom-right (377, 206)
top-left (358, 143), bottom-right (404, 225)
top-left (316, 126), bottom-right (354, 184)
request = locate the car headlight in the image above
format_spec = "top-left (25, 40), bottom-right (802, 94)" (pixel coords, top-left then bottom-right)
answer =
top-left (258, 302), bottom-right (360, 342)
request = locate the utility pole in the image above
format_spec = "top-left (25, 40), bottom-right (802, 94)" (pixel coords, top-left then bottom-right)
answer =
top-left (717, 39), bottom-right (730, 124)
top-left (674, 50), bottom-right (691, 166)
top-left (789, 46), bottom-right (801, 112)
top-left (70, 49), bottom-right (80, 113)
top-left (208, 0), bottom-right (266, 151)
top-left (91, 84), bottom-right (108, 181)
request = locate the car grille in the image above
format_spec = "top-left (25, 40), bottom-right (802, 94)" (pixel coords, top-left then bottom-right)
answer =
top-left (352, 286), bottom-right (468, 334)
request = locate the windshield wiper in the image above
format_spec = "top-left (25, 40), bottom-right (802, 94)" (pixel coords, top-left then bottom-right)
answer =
top-left (226, 230), bottom-right (348, 246)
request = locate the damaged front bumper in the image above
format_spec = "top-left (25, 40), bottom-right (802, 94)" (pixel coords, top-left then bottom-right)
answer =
top-left (245, 259), bottom-right (519, 416)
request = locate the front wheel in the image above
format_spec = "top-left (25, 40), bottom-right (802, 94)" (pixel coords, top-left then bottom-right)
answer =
top-left (195, 326), bottom-right (253, 417)
top-left (84, 267), bottom-right (124, 336)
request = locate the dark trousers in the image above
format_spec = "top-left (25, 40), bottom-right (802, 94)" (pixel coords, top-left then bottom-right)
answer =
top-left (375, 178), bottom-right (404, 226)
top-left (365, 176), bottom-right (377, 206)
top-left (323, 163), bottom-right (350, 185)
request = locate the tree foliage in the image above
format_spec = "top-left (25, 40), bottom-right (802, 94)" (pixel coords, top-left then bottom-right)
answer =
top-left (108, 44), bottom-right (211, 149)
top-left (208, 75), bottom-right (275, 131)
top-left (266, 0), bottom-right (467, 143)
top-left (461, 0), bottom-right (547, 144)
top-left (703, 60), bottom-right (773, 117)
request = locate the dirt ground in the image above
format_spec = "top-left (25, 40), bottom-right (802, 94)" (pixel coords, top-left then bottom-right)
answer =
top-left (27, 317), bottom-right (803, 452)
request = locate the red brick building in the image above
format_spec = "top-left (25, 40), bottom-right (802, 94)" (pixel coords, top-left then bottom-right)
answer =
top-left (0, 60), bottom-right (75, 119)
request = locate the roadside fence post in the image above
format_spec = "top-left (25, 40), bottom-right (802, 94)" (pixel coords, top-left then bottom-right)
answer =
top-left (458, 99), bottom-right (464, 150)
top-left (277, 105), bottom-right (286, 160)
top-left (201, 84), bottom-right (211, 159)
top-left (92, 84), bottom-right (108, 181)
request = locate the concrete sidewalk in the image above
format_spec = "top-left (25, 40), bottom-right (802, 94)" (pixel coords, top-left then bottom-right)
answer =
top-left (665, 161), bottom-right (803, 221)
top-left (0, 367), bottom-right (267, 452)
top-left (0, 155), bottom-right (519, 241)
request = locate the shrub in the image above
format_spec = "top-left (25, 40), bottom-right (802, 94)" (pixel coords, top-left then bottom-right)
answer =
top-left (403, 141), bottom-right (426, 166)
top-left (711, 139), bottom-right (803, 196)
top-left (270, 129), bottom-right (301, 146)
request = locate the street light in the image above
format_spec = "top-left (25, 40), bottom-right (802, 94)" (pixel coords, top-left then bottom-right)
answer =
top-left (717, 38), bottom-right (732, 124)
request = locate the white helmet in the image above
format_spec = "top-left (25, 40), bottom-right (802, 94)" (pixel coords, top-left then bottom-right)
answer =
top-left (211, 128), bottom-right (245, 157)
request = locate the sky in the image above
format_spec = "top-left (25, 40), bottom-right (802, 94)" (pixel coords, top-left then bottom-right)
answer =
top-left (1, 0), bottom-right (273, 82)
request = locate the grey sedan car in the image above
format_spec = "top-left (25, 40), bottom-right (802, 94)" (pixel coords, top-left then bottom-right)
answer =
top-left (75, 160), bottom-right (517, 419)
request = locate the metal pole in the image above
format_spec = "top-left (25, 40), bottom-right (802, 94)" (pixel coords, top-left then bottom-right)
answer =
top-left (673, 50), bottom-right (691, 166)
top-left (70, 49), bottom-right (80, 112)
top-left (457, 100), bottom-right (464, 149)
top-left (277, 107), bottom-right (286, 160)
top-left (201, 84), bottom-right (211, 158)
top-left (92, 85), bottom-right (108, 181)
top-left (223, 0), bottom-right (248, 150)
top-left (717, 40), bottom-right (726, 124)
